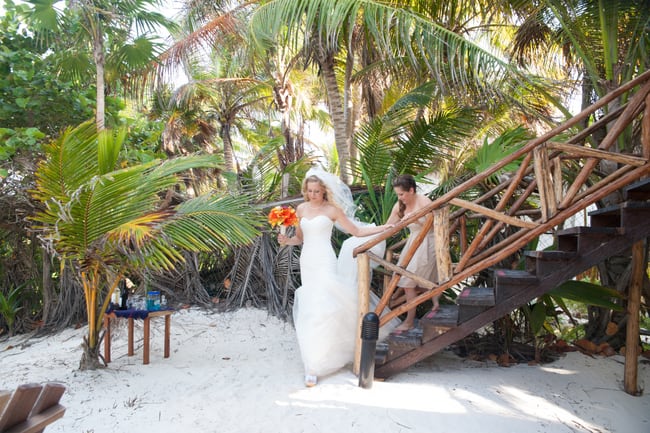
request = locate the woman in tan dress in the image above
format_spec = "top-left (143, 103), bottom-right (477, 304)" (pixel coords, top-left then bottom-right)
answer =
top-left (386, 174), bottom-right (438, 331)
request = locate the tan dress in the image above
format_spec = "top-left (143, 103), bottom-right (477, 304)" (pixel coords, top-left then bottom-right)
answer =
top-left (397, 217), bottom-right (437, 288)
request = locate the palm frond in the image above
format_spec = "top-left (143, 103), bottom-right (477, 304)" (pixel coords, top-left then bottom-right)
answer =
top-left (163, 194), bottom-right (263, 252)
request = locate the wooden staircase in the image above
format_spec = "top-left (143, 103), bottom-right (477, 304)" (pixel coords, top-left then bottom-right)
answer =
top-left (374, 179), bottom-right (650, 378)
top-left (352, 70), bottom-right (650, 380)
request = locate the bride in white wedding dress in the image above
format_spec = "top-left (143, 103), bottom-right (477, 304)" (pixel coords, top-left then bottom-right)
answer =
top-left (278, 168), bottom-right (393, 387)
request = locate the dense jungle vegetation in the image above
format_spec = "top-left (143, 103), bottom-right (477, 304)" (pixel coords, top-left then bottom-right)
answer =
top-left (0, 0), bottom-right (648, 368)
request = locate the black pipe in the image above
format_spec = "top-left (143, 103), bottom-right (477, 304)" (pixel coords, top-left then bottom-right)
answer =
top-left (358, 312), bottom-right (379, 389)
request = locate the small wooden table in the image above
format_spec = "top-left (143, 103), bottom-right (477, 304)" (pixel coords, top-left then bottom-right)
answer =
top-left (103, 309), bottom-right (173, 365)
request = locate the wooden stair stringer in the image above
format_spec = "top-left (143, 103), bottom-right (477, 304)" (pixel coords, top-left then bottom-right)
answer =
top-left (374, 215), bottom-right (650, 379)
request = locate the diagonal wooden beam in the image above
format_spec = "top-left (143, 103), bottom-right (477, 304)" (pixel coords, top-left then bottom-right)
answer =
top-left (547, 142), bottom-right (647, 166)
top-left (449, 198), bottom-right (538, 229)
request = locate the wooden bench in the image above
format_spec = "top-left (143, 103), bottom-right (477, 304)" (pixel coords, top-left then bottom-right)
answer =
top-left (0, 382), bottom-right (66, 433)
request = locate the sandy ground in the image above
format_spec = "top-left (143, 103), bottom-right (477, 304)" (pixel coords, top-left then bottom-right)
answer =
top-left (1, 307), bottom-right (649, 433)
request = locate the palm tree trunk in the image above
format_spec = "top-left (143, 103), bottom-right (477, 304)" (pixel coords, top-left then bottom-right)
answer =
top-left (93, 32), bottom-right (105, 131)
top-left (41, 248), bottom-right (52, 325)
top-left (316, 45), bottom-right (351, 183)
top-left (221, 123), bottom-right (235, 173)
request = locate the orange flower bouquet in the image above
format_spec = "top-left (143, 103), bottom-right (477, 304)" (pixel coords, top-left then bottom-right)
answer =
top-left (268, 205), bottom-right (298, 235)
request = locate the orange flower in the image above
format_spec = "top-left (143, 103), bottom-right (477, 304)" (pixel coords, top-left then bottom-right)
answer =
top-left (268, 206), bottom-right (298, 228)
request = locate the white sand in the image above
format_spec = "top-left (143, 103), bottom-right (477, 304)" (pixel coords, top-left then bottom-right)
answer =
top-left (1, 307), bottom-right (649, 433)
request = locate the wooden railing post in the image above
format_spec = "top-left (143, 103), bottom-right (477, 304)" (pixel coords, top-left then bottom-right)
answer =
top-left (354, 252), bottom-right (371, 376)
top-left (641, 93), bottom-right (650, 158)
top-left (433, 206), bottom-right (452, 282)
top-left (624, 240), bottom-right (645, 395)
top-left (533, 145), bottom-right (556, 221)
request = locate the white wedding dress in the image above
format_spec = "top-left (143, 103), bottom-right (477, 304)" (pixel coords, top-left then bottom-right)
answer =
top-left (292, 215), bottom-right (398, 377)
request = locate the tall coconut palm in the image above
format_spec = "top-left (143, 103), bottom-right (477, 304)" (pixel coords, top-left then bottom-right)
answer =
top-left (152, 0), bottom-right (325, 187)
top-left (512, 0), bottom-right (650, 121)
top-left (249, 0), bottom-right (552, 183)
top-left (31, 121), bottom-right (262, 369)
top-left (21, 0), bottom-right (177, 130)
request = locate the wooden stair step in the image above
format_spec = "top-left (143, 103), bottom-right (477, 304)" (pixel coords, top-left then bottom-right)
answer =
top-left (589, 204), bottom-right (622, 227)
top-left (456, 286), bottom-right (495, 322)
top-left (556, 226), bottom-right (622, 252)
top-left (589, 200), bottom-right (650, 228)
top-left (524, 250), bottom-right (576, 275)
top-left (619, 201), bottom-right (650, 228)
top-left (420, 304), bottom-right (459, 342)
top-left (388, 326), bottom-right (422, 346)
top-left (420, 304), bottom-right (459, 326)
top-left (624, 177), bottom-right (650, 201)
top-left (456, 286), bottom-right (495, 306)
top-left (492, 269), bottom-right (538, 302)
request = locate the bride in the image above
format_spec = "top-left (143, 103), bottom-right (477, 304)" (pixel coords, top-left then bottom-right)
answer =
top-left (278, 168), bottom-right (393, 387)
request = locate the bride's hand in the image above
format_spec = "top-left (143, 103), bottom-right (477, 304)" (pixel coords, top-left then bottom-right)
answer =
top-left (278, 233), bottom-right (289, 245)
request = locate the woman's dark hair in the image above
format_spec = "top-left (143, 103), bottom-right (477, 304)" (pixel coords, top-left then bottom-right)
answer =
top-left (392, 174), bottom-right (417, 218)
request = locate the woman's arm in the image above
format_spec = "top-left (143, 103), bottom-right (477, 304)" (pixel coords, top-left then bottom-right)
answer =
top-left (278, 224), bottom-right (303, 245)
top-left (385, 202), bottom-right (402, 225)
top-left (278, 203), bottom-right (305, 245)
top-left (334, 208), bottom-right (393, 237)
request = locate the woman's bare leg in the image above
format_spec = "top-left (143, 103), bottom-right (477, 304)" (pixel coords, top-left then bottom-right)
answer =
top-left (432, 294), bottom-right (440, 311)
top-left (395, 287), bottom-right (416, 331)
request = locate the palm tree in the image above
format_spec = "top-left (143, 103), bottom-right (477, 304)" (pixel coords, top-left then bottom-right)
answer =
top-left (22, 0), bottom-right (177, 130)
top-left (152, 1), bottom-right (325, 186)
top-left (512, 0), bottom-right (650, 123)
top-left (31, 121), bottom-right (262, 369)
top-left (249, 0), bottom-right (550, 183)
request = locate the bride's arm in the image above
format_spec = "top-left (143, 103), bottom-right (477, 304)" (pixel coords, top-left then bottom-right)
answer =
top-left (278, 205), bottom-right (305, 245)
top-left (278, 224), bottom-right (303, 245)
top-left (334, 208), bottom-right (393, 237)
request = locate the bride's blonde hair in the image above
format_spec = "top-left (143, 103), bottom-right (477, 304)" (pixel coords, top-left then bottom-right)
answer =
top-left (302, 175), bottom-right (343, 211)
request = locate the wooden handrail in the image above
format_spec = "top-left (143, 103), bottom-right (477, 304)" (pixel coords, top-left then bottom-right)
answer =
top-left (376, 165), bottom-right (650, 326)
top-left (351, 70), bottom-right (650, 334)
top-left (354, 69), bottom-right (650, 258)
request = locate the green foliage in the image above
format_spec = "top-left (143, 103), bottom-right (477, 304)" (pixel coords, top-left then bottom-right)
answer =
top-left (549, 280), bottom-right (624, 312)
top-left (30, 121), bottom-right (263, 364)
top-left (119, 114), bottom-right (167, 164)
top-left (0, 283), bottom-right (24, 336)
top-left (0, 4), bottom-right (95, 133)
top-left (463, 125), bottom-right (531, 182)
top-left (0, 127), bottom-right (45, 164)
top-left (521, 279), bottom-right (624, 344)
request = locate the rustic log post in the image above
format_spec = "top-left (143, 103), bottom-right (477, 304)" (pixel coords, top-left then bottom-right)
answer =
top-left (552, 156), bottom-right (563, 208)
top-left (354, 252), bottom-right (371, 376)
top-left (533, 145), bottom-right (555, 221)
top-left (641, 93), bottom-right (650, 158)
top-left (433, 206), bottom-right (452, 282)
top-left (624, 240), bottom-right (645, 395)
top-left (384, 250), bottom-right (393, 292)
top-left (459, 214), bottom-right (467, 255)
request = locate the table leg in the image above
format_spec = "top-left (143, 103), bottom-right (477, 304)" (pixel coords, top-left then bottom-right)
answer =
top-left (143, 316), bottom-right (150, 365)
top-left (128, 318), bottom-right (134, 356)
top-left (104, 315), bottom-right (111, 363)
top-left (164, 314), bottom-right (171, 358)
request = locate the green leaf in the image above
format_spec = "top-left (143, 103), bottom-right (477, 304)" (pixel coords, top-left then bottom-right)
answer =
top-left (530, 302), bottom-right (548, 335)
top-left (549, 280), bottom-right (624, 311)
